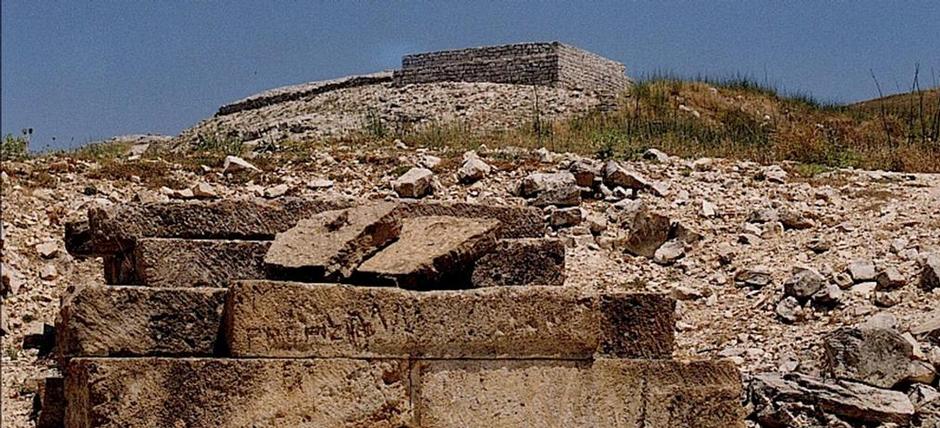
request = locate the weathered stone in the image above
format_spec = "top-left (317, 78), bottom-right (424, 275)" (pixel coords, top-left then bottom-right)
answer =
top-left (569, 158), bottom-right (600, 187)
top-left (222, 155), bottom-right (260, 173)
top-left (622, 211), bottom-right (671, 258)
top-left (393, 167), bottom-right (434, 198)
top-left (36, 241), bottom-right (59, 259)
top-left (471, 238), bottom-right (565, 287)
top-left (747, 208), bottom-right (779, 224)
top-left (516, 171), bottom-right (576, 197)
top-left (906, 360), bottom-right (936, 385)
top-left (549, 206), bottom-right (582, 227)
top-left (847, 259), bottom-right (877, 283)
top-left (66, 197), bottom-right (354, 256)
top-left (191, 182), bottom-right (218, 199)
top-left (779, 208), bottom-right (815, 230)
top-left (456, 156), bottom-right (490, 184)
top-left (875, 267), bottom-right (906, 291)
top-left (921, 253), bottom-right (940, 290)
top-left (530, 184), bottom-right (582, 207)
top-left (224, 281), bottom-right (675, 359)
top-left (0, 304), bottom-right (8, 336)
top-left (394, 200), bottom-right (545, 239)
top-left (1, 263), bottom-right (23, 296)
top-left (34, 377), bottom-right (65, 428)
top-left (262, 183), bottom-right (290, 198)
top-left (911, 310), bottom-right (940, 340)
top-left (823, 326), bottom-right (914, 388)
top-left (735, 265), bottom-right (772, 288)
top-left (265, 203), bottom-right (401, 281)
top-left (643, 148), bottom-right (670, 163)
top-left (775, 296), bottom-right (804, 324)
top-left (784, 267), bottom-right (826, 300)
top-left (65, 357), bottom-right (411, 428)
top-left (414, 359), bottom-right (743, 428)
top-left (354, 216), bottom-right (499, 289)
top-left (749, 373), bottom-right (914, 426)
top-left (104, 238), bottom-right (270, 287)
top-left (652, 240), bottom-right (684, 265)
top-left (57, 286), bottom-right (226, 358)
top-left (603, 160), bottom-right (651, 190)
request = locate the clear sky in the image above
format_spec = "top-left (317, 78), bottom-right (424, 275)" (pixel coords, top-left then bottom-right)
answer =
top-left (2, 1), bottom-right (938, 151)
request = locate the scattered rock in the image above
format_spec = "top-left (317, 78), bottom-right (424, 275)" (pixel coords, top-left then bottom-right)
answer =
top-left (191, 183), bottom-right (218, 199)
top-left (699, 200), bottom-right (718, 218)
top-left (776, 296), bottom-right (804, 323)
top-left (568, 159), bottom-right (600, 188)
top-left (392, 167), bottom-right (434, 198)
top-left (735, 265), bottom-right (772, 288)
top-left (875, 267), bottom-right (905, 291)
top-left (470, 238), bottom-right (566, 287)
top-left (642, 148), bottom-right (670, 163)
top-left (603, 160), bottom-right (651, 191)
top-left (749, 373), bottom-right (914, 426)
top-left (222, 155), bottom-right (260, 173)
top-left (764, 165), bottom-right (788, 183)
top-left (306, 178), bottom-right (334, 190)
top-left (40, 264), bottom-right (58, 280)
top-left (921, 253), bottom-right (940, 290)
top-left (812, 283), bottom-right (844, 306)
top-left (457, 156), bottom-right (491, 184)
top-left (420, 155), bottom-right (441, 170)
top-left (549, 207), bottom-right (582, 228)
top-left (783, 267), bottom-right (826, 300)
top-left (36, 242), bottom-right (59, 259)
top-left (2, 264), bottom-right (24, 296)
top-left (747, 208), bottom-right (779, 224)
top-left (906, 360), bottom-right (936, 385)
top-left (263, 184), bottom-right (290, 199)
top-left (530, 184), bottom-right (581, 207)
top-left (516, 171), bottom-right (576, 197)
top-left (621, 210), bottom-right (671, 258)
top-left (823, 326), bottom-right (913, 388)
top-left (847, 259), bottom-right (877, 283)
top-left (653, 240), bottom-right (684, 265)
top-left (779, 208), bottom-right (815, 230)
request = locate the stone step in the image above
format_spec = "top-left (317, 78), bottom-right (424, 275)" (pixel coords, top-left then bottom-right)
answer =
top-left (57, 286), bottom-right (226, 359)
top-left (105, 238), bottom-right (270, 287)
top-left (67, 199), bottom-right (545, 257)
top-left (65, 357), bottom-right (743, 428)
top-left (224, 281), bottom-right (674, 359)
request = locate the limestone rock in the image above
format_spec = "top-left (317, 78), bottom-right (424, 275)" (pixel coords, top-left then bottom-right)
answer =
top-left (875, 267), bottom-right (906, 291)
top-left (784, 267), bottom-right (826, 300)
top-left (392, 167), bottom-right (434, 198)
top-left (457, 156), bottom-right (491, 184)
top-left (775, 296), bottom-right (804, 324)
top-left (1, 264), bottom-right (24, 296)
top-left (550, 207), bottom-right (582, 228)
top-left (355, 216), bottom-right (500, 289)
top-left (36, 241), bottom-right (59, 259)
top-left (191, 182), bottom-right (218, 199)
top-left (749, 373), bottom-right (914, 426)
top-left (823, 326), bottom-right (914, 388)
top-left (264, 202), bottom-right (401, 281)
top-left (735, 265), bottom-right (772, 288)
top-left (921, 253), bottom-right (940, 290)
top-left (603, 160), bottom-right (651, 190)
top-left (222, 155), bottom-right (260, 173)
top-left (470, 238), bottom-right (565, 287)
top-left (530, 184), bottom-right (581, 207)
top-left (39, 264), bottom-right (58, 280)
top-left (643, 148), bottom-right (670, 163)
top-left (516, 171), bottom-right (575, 197)
top-left (263, 183), bottom-right (290, 198)
top-left (847, 259), bottom-right (877, 283)
top-left (568, 159), bottom-right (600, 188)
top-left (653, 240), bottom-right (684, 265)
top-left (622, 210), bottom-right (672, 258)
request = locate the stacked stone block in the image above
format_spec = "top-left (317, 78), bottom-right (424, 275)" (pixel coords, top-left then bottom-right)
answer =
top-left (49, 198), bottom-right (743, 427)
top-left (393, 41), bottom-right (631, 95)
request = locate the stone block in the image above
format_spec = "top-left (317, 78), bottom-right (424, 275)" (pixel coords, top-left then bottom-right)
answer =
top-left (105, 239), bottom-right (270, 287)
top-left (65, 357), bottom-right (411, 428)
top-left (224, 281), bottom-right (674, 359)
top-left (413, 359), bottom-right (744, 428)
top-left (57, 286), bottom-right (226, 358)
top-left (394, 200), bottom-right (545, 239)
top-left (470, 238), bottom-right (565, 287)
top-left (264, 202), bottom-right (401, 281)
top-left (354, 216), bottom-right (500, 289)
top-left (66, 197), bottom-right (354, 256)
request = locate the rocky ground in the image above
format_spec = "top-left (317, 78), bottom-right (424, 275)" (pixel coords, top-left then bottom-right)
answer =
top-left (2, 141), bottom-right (939, 426)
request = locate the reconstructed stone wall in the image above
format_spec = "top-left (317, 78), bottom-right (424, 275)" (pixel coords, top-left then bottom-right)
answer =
top-left (393, 42), bottom-right (630, 94)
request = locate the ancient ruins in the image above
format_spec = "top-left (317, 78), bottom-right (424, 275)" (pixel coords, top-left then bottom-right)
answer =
top-left (40, 197), bottom-right (744, 427)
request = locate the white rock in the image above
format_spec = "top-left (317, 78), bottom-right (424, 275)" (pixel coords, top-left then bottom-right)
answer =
top-left (392, 167), bottom-right (434, 198)
top-left (457, 157), bottom-right (491, 184)
top-left (36, 242), bottom-right (59, 259)
top-left (40, 264), bottom-right (58, 280)
top-left (222, 155), bottom-right (260, 173)
top-left (847, 259), bottom-right (877, 283)
top-left (307, 178), bottom-right (334, 189)
top-left (263, 184), bottom-right (290, 198)
top-left (700, 201), bottom-right (718, 218)
top-left (191, 182), bottom-right (218, 199)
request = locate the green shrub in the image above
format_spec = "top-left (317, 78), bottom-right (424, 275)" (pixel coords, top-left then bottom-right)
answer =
top-left (1, 134), bottom-right (29, 161)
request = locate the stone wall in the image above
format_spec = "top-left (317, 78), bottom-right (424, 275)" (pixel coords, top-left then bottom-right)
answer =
top-left (393, 42), bottom-right (630, 94)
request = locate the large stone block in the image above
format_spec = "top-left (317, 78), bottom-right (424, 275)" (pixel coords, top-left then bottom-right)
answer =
top-left (354, 216), bottom-right (500, 289)
top-left (105, 239), bottom-right (270, 287)
top-left (471, 238), bottom-right (565, 287)
top-left (413, 359), bottom-right (744, 428)
top-left (264, 202), bottom-right (401, 281)
top-left (395, 200), bottom-right (544, 239)
top-left (65, 357), bottom-right (411, 428)
top-left (224, 281), bottom-right (674, 359)
top-left (66, 197), bottom-right (354, 256)
top-left (57, 286), bottom-right (226, 358)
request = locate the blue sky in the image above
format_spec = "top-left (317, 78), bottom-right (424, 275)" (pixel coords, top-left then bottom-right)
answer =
top-left (2, 1), bottom-right (938, 150)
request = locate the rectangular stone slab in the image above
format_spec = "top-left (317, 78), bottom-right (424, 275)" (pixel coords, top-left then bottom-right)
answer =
top-left (470, 238), bottom-right (566, 287)
top-left (224, 281), bottom-right (674, 358)
top-left (264, 202), bottom-right (401, 281)
top-left (66, 197), bottom-right (354, 256)
top-left (66, 199), bottom-right (544, 257)
top-left (65, 357), bottom-right (411, 428)
top-left (413, 359), bottom-right (744, 428)
top-left (354, 216), bottom-right (500, 289)
top-left (57, 286), bottom-right (226, 358)
top-left (105, 239), bottom-right (270, 287)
